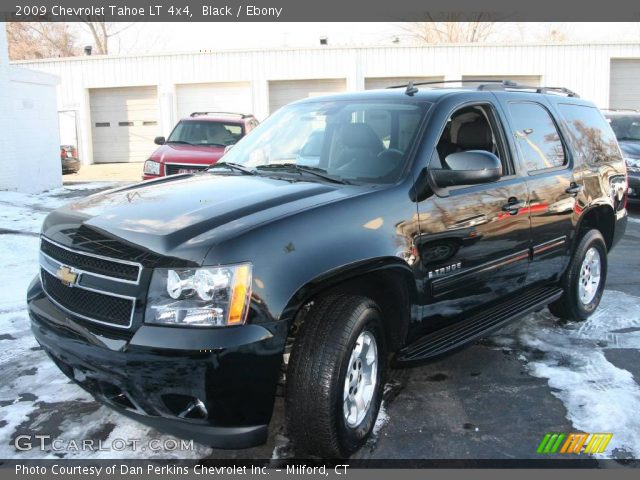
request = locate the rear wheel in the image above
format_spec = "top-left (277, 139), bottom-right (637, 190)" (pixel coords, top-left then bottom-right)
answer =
top-left (549, 229), bottom-right (607, 321)
top-left (285, 293), bottom-right (386, 458)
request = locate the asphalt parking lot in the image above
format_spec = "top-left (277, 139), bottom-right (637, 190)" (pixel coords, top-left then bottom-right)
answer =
top-left (0, 184), bottom-right (638, 461)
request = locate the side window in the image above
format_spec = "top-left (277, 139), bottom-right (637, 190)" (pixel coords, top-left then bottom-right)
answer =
top-left (557, 104), bottom-right (622, 165)
top-left (508, 102), bottom-right (566, 172)
top-left (433, 104), bottom-right (510, 174)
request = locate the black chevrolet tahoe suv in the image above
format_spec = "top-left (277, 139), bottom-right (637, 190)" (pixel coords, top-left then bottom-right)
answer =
top-left (28, 81), bottom-right (628, 458)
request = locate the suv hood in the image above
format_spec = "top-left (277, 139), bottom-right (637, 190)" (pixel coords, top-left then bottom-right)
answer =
top-left (619, 140), bottom-right (640, 159)
top-left (42, 174), bottom-right (359, 264)
top-left (150, 144), bottom-right (225, 165)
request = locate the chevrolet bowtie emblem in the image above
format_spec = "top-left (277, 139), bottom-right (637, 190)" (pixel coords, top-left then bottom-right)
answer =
top-left (56, 266), bottom-right (78, 286)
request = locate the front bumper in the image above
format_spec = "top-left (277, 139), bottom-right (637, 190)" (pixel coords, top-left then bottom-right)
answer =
top-left (27, 276), bottom-right (285, 449)
top-left (61, 158), bottom-right (81, 174)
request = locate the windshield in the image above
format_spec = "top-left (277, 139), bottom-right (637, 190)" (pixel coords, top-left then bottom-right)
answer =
top-left (607, 115), bottom-right (640, 142)
top-left (167, 120), bottom-right (243, 146)
top-left (220, 99), bottom-right (429, 184)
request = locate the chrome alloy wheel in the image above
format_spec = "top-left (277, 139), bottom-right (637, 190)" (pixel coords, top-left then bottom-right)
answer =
top-left (578, 247), bottom-right (602, 305)
top-left (343, 330), bottom-right (378, 428)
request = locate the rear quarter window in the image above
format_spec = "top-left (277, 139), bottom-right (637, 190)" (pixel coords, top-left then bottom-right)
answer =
top-left (557, 104), bottom-right (622, 166)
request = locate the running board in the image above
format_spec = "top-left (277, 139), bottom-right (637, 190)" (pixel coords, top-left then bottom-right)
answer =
top-left (394, 286), bottom-right (563, 366)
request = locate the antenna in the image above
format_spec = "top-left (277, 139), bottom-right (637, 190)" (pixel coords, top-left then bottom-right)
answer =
top-left (405, 81), bottom-right (419, 97)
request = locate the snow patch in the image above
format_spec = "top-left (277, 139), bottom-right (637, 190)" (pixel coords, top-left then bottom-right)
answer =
top-left (498, 290), bottom-right (640, 458)
top-left (372, 402), bottom-right (389, 436)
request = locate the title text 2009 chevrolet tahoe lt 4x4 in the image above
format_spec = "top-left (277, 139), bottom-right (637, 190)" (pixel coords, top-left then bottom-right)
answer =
top-left (28, 81), bottom-right (628, 457)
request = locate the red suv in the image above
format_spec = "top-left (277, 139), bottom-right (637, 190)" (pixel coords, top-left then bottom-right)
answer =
top-left (142, 112), bottom-right (259, 180)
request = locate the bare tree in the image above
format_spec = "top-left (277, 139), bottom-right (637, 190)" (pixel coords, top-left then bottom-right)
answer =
top-left (537, 24), bottom-right (570, 43)
top-left (79, 20), bottom-right (134, 55)
top-left (7, 22), bottom-right (79, 60)
top-left (399, 14), bottom-right (501, 44)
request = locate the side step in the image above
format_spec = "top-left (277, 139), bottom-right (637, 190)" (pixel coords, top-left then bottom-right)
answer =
top-left (394, 286), bottom-right (563, 366)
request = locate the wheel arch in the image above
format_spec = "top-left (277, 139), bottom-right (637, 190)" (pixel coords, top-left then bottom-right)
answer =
top-left (281, 257), bottom-right (418, 352)
top-left (575, 203), bottom-right (616, 251)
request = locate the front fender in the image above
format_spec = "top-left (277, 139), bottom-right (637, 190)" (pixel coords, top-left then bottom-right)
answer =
top-left (279, 256), bottom-right (418, 324)
top-left (201, 185), bottom-right (421, 326)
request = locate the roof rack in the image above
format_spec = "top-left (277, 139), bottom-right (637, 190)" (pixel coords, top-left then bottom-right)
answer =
top-left (387, 79), bottom-right (580, 98)
top-left (190, 111), bottom-right (254, 118)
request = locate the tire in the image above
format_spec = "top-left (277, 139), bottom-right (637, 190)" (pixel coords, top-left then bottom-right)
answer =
top-left (548, 229), bottom-right (607, 322)
top-left (285, 293), bottom-right (386, 458)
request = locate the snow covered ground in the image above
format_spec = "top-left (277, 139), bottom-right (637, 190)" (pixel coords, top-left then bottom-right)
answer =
top-left (0, 185), bottom-right (639, 460)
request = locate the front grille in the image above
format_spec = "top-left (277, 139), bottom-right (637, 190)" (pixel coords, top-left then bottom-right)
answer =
top-left (41, 269), bottom-right (134, 328)
top-left (165, 164), bottom-right (209, 176)
top-left (42, 238), bottom-right (140, 282)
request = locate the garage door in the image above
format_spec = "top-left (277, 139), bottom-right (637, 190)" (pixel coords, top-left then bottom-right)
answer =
top-left (462, 75), bottom-right (542, 87)
top-left (364, 76), bottom-right (444, 90)
top-left (176, 82), bottom-right (252, 119)
top-left (610, 59), bottom-right (640, 109)
top-left (268, 79), bottom-right (346, 114)
top-left (90, 86), bottom-right (159, 163)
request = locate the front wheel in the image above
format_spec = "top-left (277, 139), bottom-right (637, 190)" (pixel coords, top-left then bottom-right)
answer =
top-left (285, 293), bottom-right (386, 458)
top-left (549, 229), bottom-right (607, 322)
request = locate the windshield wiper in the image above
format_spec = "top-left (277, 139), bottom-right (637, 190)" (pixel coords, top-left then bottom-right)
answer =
top-left (166, 140), bottom-right (195, 145)
top-left (256, 164), bottom-right (352, 185)
top-left (207, 161), bottom-right (256, 175)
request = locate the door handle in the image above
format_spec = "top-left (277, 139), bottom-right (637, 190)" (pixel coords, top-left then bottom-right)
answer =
top-left (502, 197), bottom-right (525, 215)
top-left (565, 182), bottom-right (583, 196)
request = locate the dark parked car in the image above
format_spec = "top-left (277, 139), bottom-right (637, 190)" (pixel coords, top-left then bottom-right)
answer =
top-left (603, 109), bottom-right (640, 202)
top-left (142, 112), bottom-right (259, 180)
top-left (60, 145), bottom-right (80, 174)
top-left (29, 81), bottom-right (628, 457)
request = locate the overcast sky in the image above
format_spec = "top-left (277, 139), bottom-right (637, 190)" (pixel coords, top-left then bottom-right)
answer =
top-left (74, 22), bottom-right (640, 55)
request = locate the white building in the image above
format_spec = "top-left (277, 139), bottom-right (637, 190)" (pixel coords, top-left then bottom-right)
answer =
top-left (15, 41), bottom-right (640, 166)
top-left (0, 23), bottom-right (61, 193)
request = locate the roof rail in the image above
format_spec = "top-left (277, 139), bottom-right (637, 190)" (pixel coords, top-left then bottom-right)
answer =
top-left (190, 111), bottom-right (254, 118)
top-left (601, 108), bottom-right (640, 113)
top-left (387, 79), bottom-right (580, 98)
top-left (387, 79), bottom-right (507, 89)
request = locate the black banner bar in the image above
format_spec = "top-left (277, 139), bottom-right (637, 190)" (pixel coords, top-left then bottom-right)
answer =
top-left (2, 0), bottom-right (640, 22)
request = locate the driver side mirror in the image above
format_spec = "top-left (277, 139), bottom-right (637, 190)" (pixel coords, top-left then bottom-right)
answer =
top-left (154, 136), bottom-right (166, 145)
top-left (431, 151), bottom-right (502, 188)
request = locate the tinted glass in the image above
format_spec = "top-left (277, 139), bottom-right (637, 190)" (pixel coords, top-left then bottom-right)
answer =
top-left (559, 104), bottom-right (622, 165)
top-left (167, 120), bottom-right (243, 146)
top-left (221, 100), bottom-right (429, 184)
top-left (607, 114), bottom-right (640, 142)
top-left (508, 102), bottom-right (566, 171)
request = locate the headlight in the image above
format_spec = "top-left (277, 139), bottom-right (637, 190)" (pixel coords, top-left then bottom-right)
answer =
top-left (145, 263), bottom-right (252, 327)
top-left (624, 157), bottom-right (640, 171)
top-left (143, 160), bottom-right (161, 175)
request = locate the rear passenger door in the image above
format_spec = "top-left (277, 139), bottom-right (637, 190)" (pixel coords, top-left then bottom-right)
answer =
top-left (415, 97), bottom-right (532, 329)
top-left (497, 94), bottom-right (577, 284)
